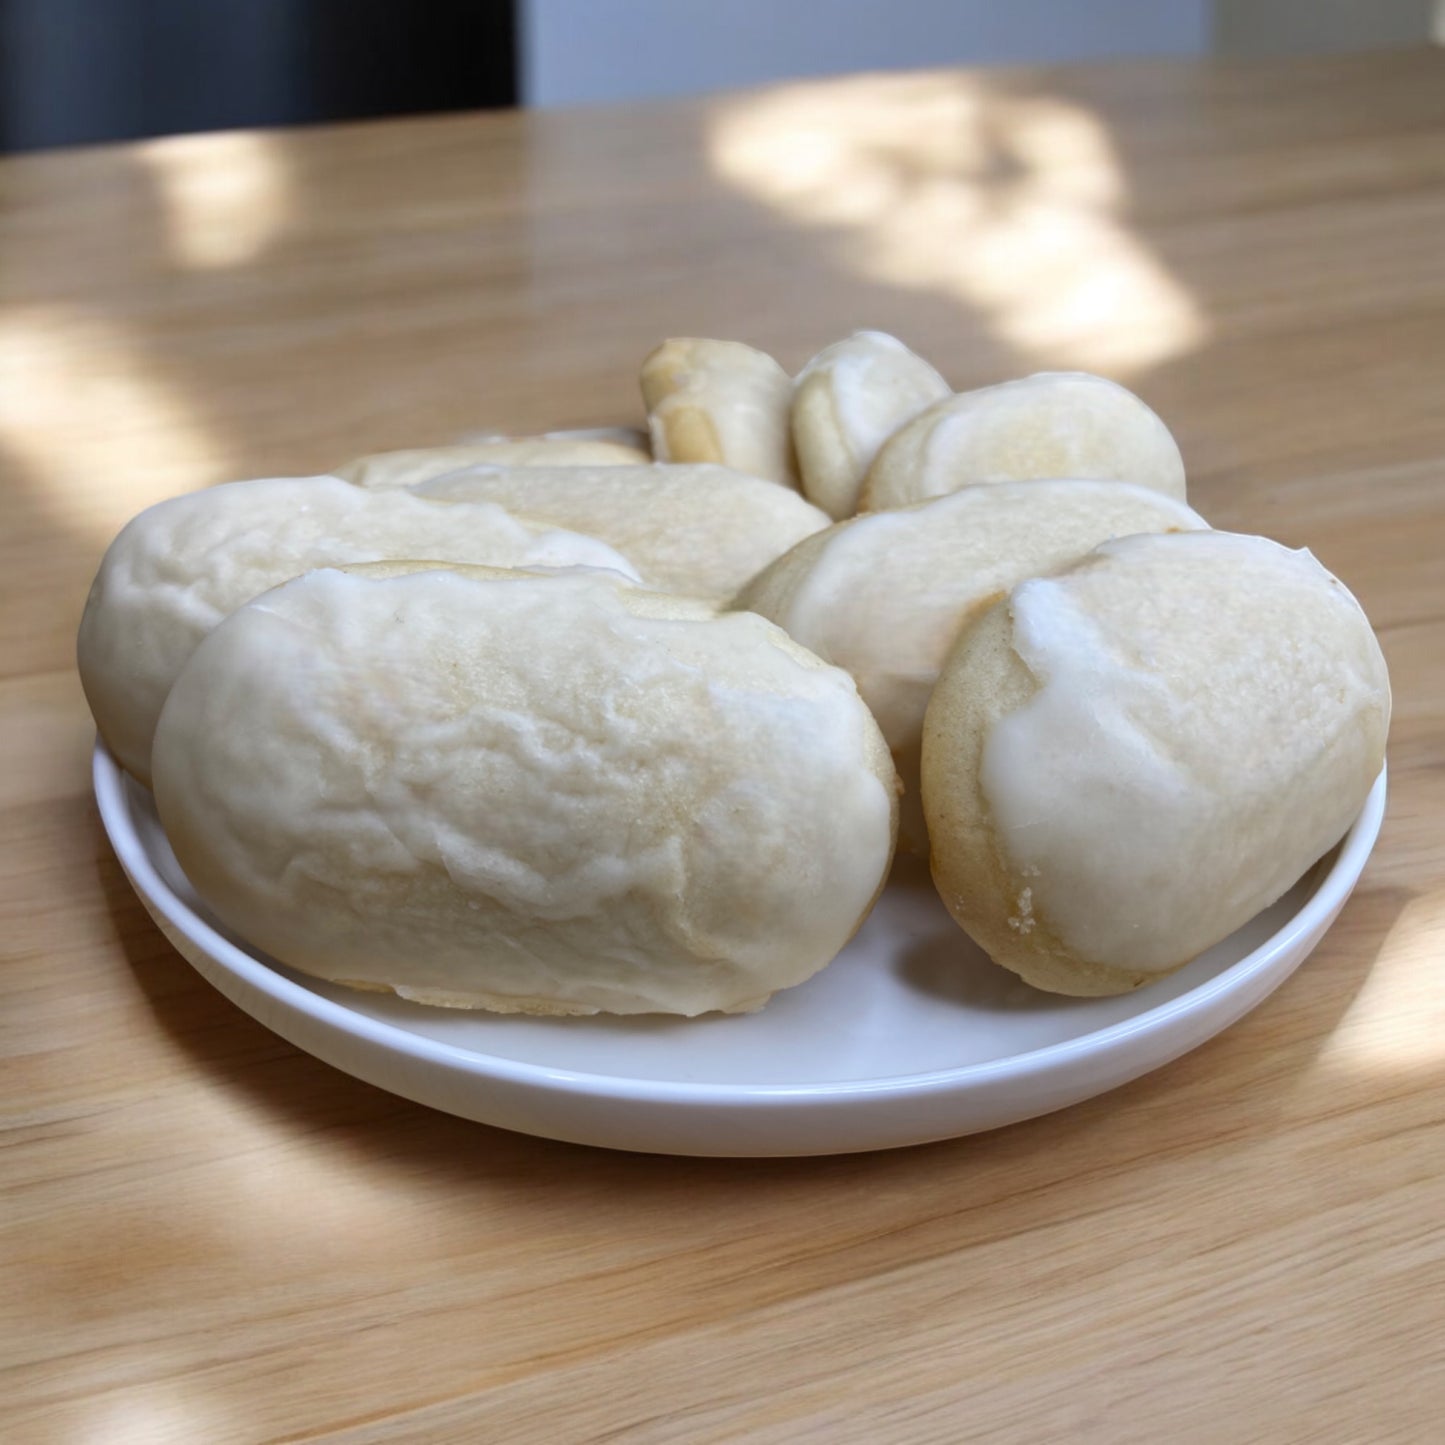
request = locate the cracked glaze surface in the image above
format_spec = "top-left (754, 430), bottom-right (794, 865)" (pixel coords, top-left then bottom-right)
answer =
top-left (151, 569), bottom-right (897, 1015)
top-left (979, 531), bottom-right (1390, 973)
top-left (76, 475), bottom-right (633, 783)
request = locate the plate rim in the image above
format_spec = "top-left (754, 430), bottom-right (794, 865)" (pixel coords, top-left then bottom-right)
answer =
top-left (95, 741), bottom-right (1387, 1107)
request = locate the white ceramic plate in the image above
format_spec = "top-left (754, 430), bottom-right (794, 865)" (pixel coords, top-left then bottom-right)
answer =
top-left (96, 744), bottom-right (1386, 1157)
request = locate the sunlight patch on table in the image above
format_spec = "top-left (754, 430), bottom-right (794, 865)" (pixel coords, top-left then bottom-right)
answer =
top-left (135, 131), bottom-right (291, 271)
top-left (0, 308), bottom-right (225, 537)
top-left (76, 1381), bottom-right (232, 1445)
top-left (1313, 888), bottom-right (1445, 1077)
top-left (708, 75), bottom-right (1206, 376)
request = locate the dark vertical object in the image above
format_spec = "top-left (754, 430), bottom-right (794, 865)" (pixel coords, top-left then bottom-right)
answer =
top-left (298, 0), bottom-right (517, 121)
top-left (0, 0), bottom-right (518, 153)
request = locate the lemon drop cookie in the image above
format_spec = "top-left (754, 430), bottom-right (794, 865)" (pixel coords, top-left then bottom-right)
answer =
top-left (792, 331), bottom-right (950, 520)
top-left (415, 462), bottom-right (829, 600)
top-left (922, 531), bottom-right (1390, 995)
top-left (641, 338), bottom-right (799, 488)
top-left (152, 567), bottom-right (899, 1016)
top-left (862, 372), bottom-right (1186, 510)
top-left (77, 475), bottom-right (634, 785)
top-left (735, 479), bottom-right (1208, 850)
top-left (337, 435), bottom-right (648, 489)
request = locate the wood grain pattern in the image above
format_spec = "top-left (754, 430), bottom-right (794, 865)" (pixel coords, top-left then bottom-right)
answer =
top-left (4, 47), bottom-right (1445, 1444)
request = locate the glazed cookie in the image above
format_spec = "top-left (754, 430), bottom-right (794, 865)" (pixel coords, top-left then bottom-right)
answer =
top-left (862, 372), bottom-right (1186, 510)
top-left (791, 331), bottom-right (950, 519)
top-left (734, 479), bottom-right (1209, 850)
top-left (641, 338), bottom-right (799, 488)
top-left (77, 475), bottom-right (634, 784)
top-left (336, 435), bottom-right (648, 489)
top-left (922, 531), bottom-right (1390, 995)
top-left (152, 567), bottom-right (899, 1016)
top-left (415, 462), bottom-right (830, 600)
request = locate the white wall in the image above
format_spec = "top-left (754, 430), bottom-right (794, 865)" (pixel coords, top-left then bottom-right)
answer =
top-left (521, 0), bottom-right (1443, 109)
top-left (1216, 0), bottom-right (1435, 55)
top-left (520, 0), bottom-right (1212, 108)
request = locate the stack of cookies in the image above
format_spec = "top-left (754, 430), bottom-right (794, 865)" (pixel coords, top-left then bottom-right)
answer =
top-left (77, 332), bottom-right (1390, 1014)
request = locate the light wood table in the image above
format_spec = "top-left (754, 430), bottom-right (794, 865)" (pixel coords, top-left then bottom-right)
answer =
top-left (4, 47), bottom-right (1444, 1443)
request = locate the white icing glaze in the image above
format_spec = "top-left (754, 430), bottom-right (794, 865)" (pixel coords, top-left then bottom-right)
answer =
top-left (832, 333), bottom-right (943, 462)
top-left (780, 479), bottom-right (1207, 750)
top-left (77, 476), bottom-right (635, 783)
top-left (153, 569), bottom-right (896, 1015)
top-left (979, 531), bottom-right (1390, 971)
top-left (799, 331), bottom-right (948, 472)
top-left (883, 370), bottom-right (1186, 505)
